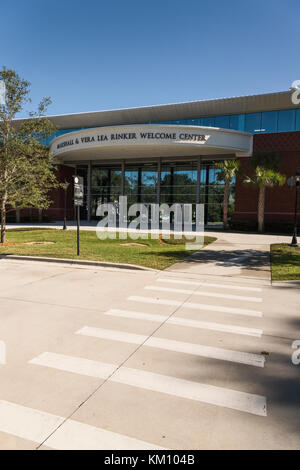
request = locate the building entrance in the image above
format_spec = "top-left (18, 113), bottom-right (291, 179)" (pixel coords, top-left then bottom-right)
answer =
top-left (76, 160), bottom-right (235, 225)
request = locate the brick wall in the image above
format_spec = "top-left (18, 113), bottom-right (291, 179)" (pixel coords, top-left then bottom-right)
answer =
top-left (233, 131), bottom-right (300, 223)
top-left (11, 164), bottom-right (75, 222)
top-left (43, 165), bottom-right (74, 221)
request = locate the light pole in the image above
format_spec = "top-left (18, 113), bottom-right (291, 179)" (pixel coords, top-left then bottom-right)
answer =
top-left (290, 173), bottom-right (300, 247)
top-left (61, 181), bottom-right (70, 230)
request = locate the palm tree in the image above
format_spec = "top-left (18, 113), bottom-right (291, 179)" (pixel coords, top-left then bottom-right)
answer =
top-left (216, 160), bottom-right (240, 230)
top-left (244, 167), bottom-right (286, 233)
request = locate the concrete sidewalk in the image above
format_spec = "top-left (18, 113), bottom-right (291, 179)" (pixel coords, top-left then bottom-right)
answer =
top-left (170, 233), bottom-right (276, 282)
top-left (6, 223), bottom-right (291, 282)
top-left (6, 220), bottom-right (291, 239)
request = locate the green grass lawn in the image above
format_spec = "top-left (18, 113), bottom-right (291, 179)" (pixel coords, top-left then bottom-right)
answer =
top-left (270, 243), bottom-right (300, 281)
top-left (0, 229), bottom-right (216, 270)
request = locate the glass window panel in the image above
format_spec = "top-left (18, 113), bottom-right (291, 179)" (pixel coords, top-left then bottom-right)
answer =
top-left (91, 167), bottom-right (108, 193)
top-left (278, 110), bottom-right (295, 132)
top-left (141, 170), bottom-right (157, 187)
top-left (193, 118), bottom-right (202, 126)
top-left (237, 114), bottom-right (245, 131)
top-left (229, 115), bottom-right (239, 130)
top-left (160, 163), bottom-right (198, 204)
top-left (295, 109), bottom-right (300, 131)
top-left (173, 167), bottom-right (197, 203)
top-left (261, 111), bottom-right (278, 133)
top-left (207, 204), bottom-right (223, 224)
top-left (125, 167), bottom-right (139, 203)
top-left (215, 115), bottom-right (230, 129)
top-left (160, 165), bottom-right (172, 204)
top-left (200, 167), bottom-right (207, 183)
top-left (141, 166), bottom-right (157, 203)
top-left (110, 169), bottom-right (121, 201)
top-left (173, 168), bottom-right (197, 184)
top-left (245, 113), bottom-right (262, 133)
top-left (202, 117), bottom-right (215, 127)
top-left (208, 167), bottom-right (223, 184)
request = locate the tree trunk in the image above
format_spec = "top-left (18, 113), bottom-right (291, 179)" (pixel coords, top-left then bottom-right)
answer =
top-left (1, 202), bottom-right (6, 244)
top-left (223, 178), bottom-right (230, 230)
top-left (257, 186), bottom-right (266, 233)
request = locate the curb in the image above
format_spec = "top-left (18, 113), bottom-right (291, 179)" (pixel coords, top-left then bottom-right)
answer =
top-left (0, 255), bottom-right (156, 272)
top-left (272, 280), bottom-right (300, 289)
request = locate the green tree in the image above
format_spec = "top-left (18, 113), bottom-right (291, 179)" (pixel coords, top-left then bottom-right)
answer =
top-left (0, 67), bottom-right (58, 243)
top-left (215, 159), bottom-right (240, 230)
top-left (244, 151), bottom-right (286, 233)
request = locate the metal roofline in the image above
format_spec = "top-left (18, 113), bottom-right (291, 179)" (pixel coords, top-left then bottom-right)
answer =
top-left (11, 89), bottom-right (298, 130)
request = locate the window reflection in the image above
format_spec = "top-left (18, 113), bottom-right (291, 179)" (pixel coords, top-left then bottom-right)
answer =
top-left (245, 113), bottom-right (261, 133)
top-left (215, 116), bottom-right (230, 129)
top-left (48, 107), bottom-right (300, 146)
top-left (86, 161), bottom-right (234, 225)
top-left (296, 109), bottom-right (300, 131)
top-left (261, 111), bottom-right (278, 133)
top-left (158, 109), bottom-right (299, 134)
top-left (278, 110), bottom-right (295, 133)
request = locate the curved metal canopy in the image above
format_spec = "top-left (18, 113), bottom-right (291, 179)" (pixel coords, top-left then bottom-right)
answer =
top-left (50, 124), bottom-right (253, 163)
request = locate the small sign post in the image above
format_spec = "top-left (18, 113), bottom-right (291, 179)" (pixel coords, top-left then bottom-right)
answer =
top-left (291, 172), bottom-right (300, 247)
top-left (287, 172), bottom-right (300, 247)
top-left (73, 175), bottom-right (84, 256)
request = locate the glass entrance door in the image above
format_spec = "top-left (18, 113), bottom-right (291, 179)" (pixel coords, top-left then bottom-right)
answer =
top-left (91, 165), bottom-right (122, 219)
top-left (77, 161), bottom-right (235, 226)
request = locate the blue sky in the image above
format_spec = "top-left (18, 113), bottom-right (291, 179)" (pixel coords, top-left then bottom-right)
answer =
top-left (1, 0), bottom-right (299, 117)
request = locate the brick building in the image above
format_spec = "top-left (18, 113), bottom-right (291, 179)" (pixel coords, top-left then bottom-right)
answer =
top-left (12, 89), bottom-right (300, 227)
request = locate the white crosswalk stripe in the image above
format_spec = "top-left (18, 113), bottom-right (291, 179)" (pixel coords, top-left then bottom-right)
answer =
top-left (29, 352), bottom-right (117, 379)
top-left (128, 295), bottom-right (263, 317)
top-left (0, 256), bottom-right (269, 450)
top-left (157, 278), bottom-right (263, 292)
top-left (145, 285), bottom-right (263, 303)
top-left (0, 400), bottom-right (163, 450)
top-left (0, 400), bottom-right (64, 445)
top-left (104, 308), bottom-right (263, 337)
top-left (45, 418), bottom-right (165, 450)
top-left (28, 352), bottom-right (267, 417)
top-left (76, 326), bottom-right (265, 367)
top-left (76, 326), bottom-right (145, 345)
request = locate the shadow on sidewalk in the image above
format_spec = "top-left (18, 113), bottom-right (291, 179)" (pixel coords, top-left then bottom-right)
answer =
top-left (181, 248), bottom-right (270, 269)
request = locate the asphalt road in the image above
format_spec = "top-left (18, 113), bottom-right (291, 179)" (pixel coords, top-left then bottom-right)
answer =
top-left (0, 236), bottom-right (299, 450)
